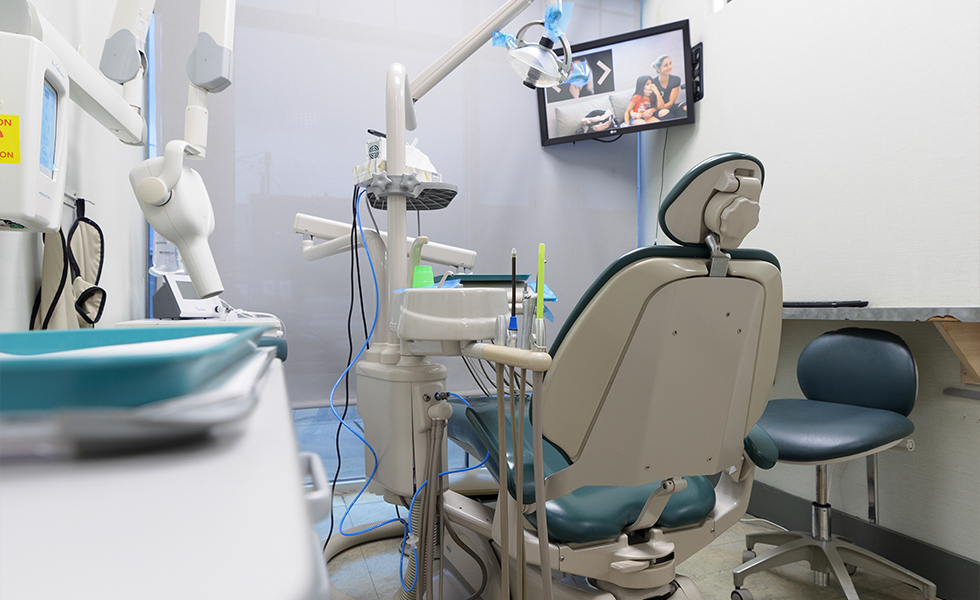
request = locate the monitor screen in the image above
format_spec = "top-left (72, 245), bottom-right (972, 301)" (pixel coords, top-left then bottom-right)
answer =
top-left (175, 279), bottom-right (200, 300)
top-left (39, 79), bottom-right (57, 178)
top-left (537, 20), bottom-right (694, 146)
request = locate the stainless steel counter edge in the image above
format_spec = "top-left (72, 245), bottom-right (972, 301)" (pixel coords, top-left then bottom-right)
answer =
top-left (782, 306), bottom-right (980, 323)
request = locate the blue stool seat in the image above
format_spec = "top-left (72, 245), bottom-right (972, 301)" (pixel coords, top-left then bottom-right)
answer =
top-left (447, 397), bottom-right (717, 545)
top-left (757, 398), bottom-right (914, 463)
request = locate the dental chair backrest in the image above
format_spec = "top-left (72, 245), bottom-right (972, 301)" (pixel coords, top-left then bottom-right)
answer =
top-left (540, 153), bottom-right (782, 498)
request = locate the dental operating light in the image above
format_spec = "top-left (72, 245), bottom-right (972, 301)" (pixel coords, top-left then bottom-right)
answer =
top-left (507, 20), bottom-right (572, 89)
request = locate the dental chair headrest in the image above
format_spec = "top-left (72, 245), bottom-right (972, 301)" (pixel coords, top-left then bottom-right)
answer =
top-left (658, 153), bottom-right (765, 250)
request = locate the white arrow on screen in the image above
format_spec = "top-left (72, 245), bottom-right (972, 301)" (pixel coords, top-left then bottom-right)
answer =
top-left (596, 61), bottom-right (612, 86)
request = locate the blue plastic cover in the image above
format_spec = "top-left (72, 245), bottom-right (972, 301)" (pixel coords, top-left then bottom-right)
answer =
top-left (492, 31), bottom-right (517, 49)
top-left (0, 325), bottom-right (270, 411)
top-left (544, 2), bottom-right (574, 43)
top-left (525, 281), bottom-right (557, 302)
top-left (564, 59), bottom-right (591, 87)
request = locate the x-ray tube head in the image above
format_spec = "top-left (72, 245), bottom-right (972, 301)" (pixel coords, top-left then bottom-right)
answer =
top-left (130, 156), bottom-right (224, 298)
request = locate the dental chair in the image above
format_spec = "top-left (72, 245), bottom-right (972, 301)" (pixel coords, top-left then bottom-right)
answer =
top-left (446, 153), bottom-right (784, 600)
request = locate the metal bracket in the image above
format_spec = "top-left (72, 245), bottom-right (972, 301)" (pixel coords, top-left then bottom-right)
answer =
top-left (366, 172), bottom-right (424, 202)
top-left (706, 233), bottom-right (730, 277)
top-left (364, 173), bottom-right (458, 211)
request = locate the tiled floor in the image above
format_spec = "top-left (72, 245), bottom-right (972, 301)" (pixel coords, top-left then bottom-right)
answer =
top-left (320, 488), bottom-right (940, 600)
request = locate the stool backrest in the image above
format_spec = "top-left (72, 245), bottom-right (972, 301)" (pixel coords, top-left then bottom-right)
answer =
top-left (798, 328), bottom-right (917, 416)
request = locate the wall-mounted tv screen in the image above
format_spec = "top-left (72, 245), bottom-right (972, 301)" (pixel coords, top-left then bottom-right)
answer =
top-left (537, 20), bottom-right (694, 146)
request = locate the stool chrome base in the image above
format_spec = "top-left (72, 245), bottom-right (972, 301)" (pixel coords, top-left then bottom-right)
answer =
top-left (732, 530), bottom-right (937, 600)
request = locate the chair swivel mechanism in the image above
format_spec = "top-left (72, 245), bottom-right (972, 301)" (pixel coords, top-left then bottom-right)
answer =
top-left (447, 153), bottom-right (785, 600)
top-left (732, 328), bottom-right (937, 600)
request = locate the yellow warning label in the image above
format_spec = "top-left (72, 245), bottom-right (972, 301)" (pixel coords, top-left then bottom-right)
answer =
top-left (0, 115), bottom-right (21, 164)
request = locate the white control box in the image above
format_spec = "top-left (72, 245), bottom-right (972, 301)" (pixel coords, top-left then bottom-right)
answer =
top-left (0, 32), bottom-right (70, 233)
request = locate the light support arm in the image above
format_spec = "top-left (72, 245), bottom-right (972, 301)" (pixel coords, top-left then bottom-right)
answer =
top-left (386, 0), bottom-right (534, 349)
top-left (385, 63), bottom-right (412, 346)
top-left (409, 0), bottom-right (534, 101)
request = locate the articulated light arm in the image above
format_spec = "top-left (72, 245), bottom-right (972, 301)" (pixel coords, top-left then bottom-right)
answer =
top-left (386, 0), bottom-right (539, 307)
top-left (409, 0), bottom-right (534, 101)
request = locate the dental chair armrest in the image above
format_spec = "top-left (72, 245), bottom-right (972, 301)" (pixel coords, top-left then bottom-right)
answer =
top-left (743, 424), bottom-right (779, 469)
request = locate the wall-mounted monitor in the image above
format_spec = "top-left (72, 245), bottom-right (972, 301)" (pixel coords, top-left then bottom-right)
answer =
top-left (537, 20), bottom-right (695, 146)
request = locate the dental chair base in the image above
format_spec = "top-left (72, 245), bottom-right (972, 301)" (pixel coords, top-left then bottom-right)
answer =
top-left (443, 520), bottom-right (711, 600)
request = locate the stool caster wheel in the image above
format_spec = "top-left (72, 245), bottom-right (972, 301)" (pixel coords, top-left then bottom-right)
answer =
top-left (732, 588), bottom-right (755, 600)
top-left (742, 549), bottom-right (756, 563)
top-left (846, 563), bottom-right (857, 576)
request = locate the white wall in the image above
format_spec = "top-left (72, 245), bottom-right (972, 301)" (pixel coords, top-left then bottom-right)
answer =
top-left (641, 0), bottom-right (980, 308)
top-left (0, 0), bottom-right (148, 332)
top-left (642, 0), bottom-right (980, 561)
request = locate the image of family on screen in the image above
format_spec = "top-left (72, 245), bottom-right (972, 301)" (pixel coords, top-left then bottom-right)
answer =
top-left (543, 30), bottom-right (691, 142)
top-left (624, 56), bottom-right (687, 125)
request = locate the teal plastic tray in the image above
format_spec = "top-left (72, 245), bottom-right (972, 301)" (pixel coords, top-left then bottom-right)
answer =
top-left (0, 326), bottom-right (270, 412)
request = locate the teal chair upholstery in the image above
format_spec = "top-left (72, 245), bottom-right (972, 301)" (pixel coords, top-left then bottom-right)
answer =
top-left (733, 328), bottom-right (937, 600)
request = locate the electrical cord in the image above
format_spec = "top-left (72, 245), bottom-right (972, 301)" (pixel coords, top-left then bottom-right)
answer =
top-left (477, 358), bottom-right (497, 391)
top-left (739, 517), bottom-right (788, 531)
top-left (593, 134), bottom-right (623, 143)
top-left (353, 192), bottom-right (369, 343)
top-left (323, 190), bottom-right (412, 550)
top-left (461, 356), bottom-right (491, 397)
top-left (324, 186), bottom-right (364, 552)
top-left (659, 129), bottom-right (669, 206)
top-left (364, 193), bottom-right (381, 234)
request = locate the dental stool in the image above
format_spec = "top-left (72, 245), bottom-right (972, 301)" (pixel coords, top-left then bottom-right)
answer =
top-left (447, 153), bottom-right (784, 600)
top-left (732, 328), bottom-right (937, 600)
